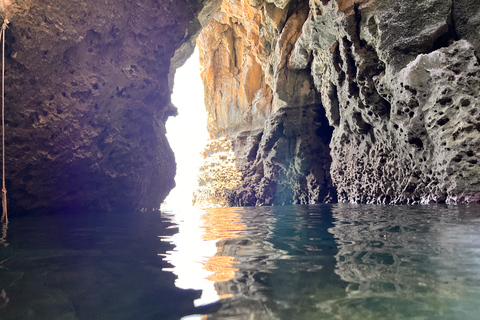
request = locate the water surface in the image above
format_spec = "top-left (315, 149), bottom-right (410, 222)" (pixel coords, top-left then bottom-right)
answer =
top-left (1, 204), bottom-right (480, 319)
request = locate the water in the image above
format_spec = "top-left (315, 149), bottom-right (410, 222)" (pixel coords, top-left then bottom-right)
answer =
top-left (1, 204), bottom-right (480, 319)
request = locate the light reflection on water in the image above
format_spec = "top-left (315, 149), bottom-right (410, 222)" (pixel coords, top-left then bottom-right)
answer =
top-left (160, 207), bottom-right (246, 306)
top-left (162, 204), bottom-right (480, 320)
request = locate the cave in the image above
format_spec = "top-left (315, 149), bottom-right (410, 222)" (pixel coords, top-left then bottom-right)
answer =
top-left (0, 0), bottom-right (480, 319)
top-left (0, 0), bottom-right (477, 214)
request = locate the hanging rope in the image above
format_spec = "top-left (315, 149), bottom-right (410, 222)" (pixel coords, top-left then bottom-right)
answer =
top-left (1, 1), bottom-right (8, 224)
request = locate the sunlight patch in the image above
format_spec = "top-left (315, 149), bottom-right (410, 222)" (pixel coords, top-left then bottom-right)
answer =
top-left (163, 48), bottom-right (209, 209)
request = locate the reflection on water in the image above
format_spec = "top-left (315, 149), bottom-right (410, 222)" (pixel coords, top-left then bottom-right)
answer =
top-left (0, 212), bottom-right (204, 320)
top-left (0, 205), bottom-right (479, 319)
top-left (163, 204), bottom-right (480, 320)
top-left (328, 205), bottom-right (480, 320)
top-left (161, 207), bottom-right (247, 306)
top-left (201, 208), bottom-right (246, 286)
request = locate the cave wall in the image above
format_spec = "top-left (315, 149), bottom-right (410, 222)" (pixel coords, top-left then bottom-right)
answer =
top-left (1, 0), bottom-right (479, 213)
top-left (0, 0), bottom-right (221, 213)
top-left (197, 0), bottom-right (480, 205)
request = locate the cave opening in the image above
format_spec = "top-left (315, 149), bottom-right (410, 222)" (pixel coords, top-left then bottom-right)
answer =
top-left (163, 47), bottom-right (209, 209)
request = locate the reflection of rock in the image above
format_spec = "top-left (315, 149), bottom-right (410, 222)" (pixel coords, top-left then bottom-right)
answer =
top-left (323, 204), bottom-right (480, 319)
top-left (204, 205), bottom-right (345, 319)
top-left (196, 204), bottom-right (480, 319)
top-left (0, 213), bottom-right (201, 319)
top-left (200, 207), bottom-right (246, 284)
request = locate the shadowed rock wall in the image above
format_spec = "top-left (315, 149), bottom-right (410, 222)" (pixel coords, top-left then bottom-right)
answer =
top-left (197, 0), bottom-right (480, 206)
top-left (1, 0), bottom-right (221, 213)
top-left (226, 105), bottom-right (336, 206)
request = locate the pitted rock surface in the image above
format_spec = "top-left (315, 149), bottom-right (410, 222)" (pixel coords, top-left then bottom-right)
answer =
top-left (199, 0), bottom-right (480, 205)
top-left (226, 105), bottom-right (336, 206)
top-left (2, 0), bottom-right (480, 212)
top-left (1, 0), bottom-right (220, 213)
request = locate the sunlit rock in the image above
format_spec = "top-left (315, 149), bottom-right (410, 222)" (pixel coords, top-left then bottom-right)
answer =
top-left (193, 138), bottom-right (243, 207)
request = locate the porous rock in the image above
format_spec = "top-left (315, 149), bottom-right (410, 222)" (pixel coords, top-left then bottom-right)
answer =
top-left (1, 0), bottom-right (221, 213)
top-left (2, 0), bottom-right (480, 212)
top-left (226, 105), bottom-right (336, 206)
top-left (198, 0), bottom-right (480, 205)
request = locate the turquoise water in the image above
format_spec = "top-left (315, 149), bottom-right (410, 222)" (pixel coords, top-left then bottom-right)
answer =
top-left (1, 204), bottom-right (480, 319)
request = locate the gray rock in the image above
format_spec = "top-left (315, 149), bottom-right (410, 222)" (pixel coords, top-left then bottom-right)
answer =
top-left (330, 40), bottom-right (480, 204)
top-left (226, 105), bottom-right (336, 206)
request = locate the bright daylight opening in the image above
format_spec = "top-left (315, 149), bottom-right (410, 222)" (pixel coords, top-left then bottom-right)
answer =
top-left (160, 48), bottom-right (222, 308)
top-left (163, 47), bottom-right (209, 209)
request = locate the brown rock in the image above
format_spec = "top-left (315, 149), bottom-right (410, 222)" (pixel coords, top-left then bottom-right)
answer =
top-left (0, 0), bottom-right (221, 213)
top-left (1, 0), bottom-right (480, 212)
top-left (199, 0), bottom-right (480, 205)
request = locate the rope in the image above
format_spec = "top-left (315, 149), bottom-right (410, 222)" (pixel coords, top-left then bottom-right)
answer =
top-left (1, 1), bottom-right (8, 224)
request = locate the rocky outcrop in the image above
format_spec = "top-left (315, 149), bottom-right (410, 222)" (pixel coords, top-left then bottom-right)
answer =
top-left (330, 40), bottom-right (480, 204)
top-left (301, 1), bottom-right (480, 204)
top-left (196, 0), bottom-right (320, 137)
top-left (1, 0), bottom-right (479, 212)
top-left (0, 0), bottom-right (221, 213)
top-left (197, 0), bottom-right (480, 205)
top-left (192, 138), bottom-right (242, 207)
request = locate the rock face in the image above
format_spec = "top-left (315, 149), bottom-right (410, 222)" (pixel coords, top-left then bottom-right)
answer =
top-left (192, 138), bottom-right (242, 207)
top-left (2, 0), bottom-right (480, 213)
top-left (0, 0), bottom-right (220, 213)
top-left (226, 105), bottom-right (336, 206)
top-left (197, 0), bottom-right (480, 205)
top-left (331, 40), bottom-right (480, 204)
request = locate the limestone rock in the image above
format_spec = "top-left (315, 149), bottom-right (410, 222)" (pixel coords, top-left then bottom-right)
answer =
top-left (196, 0), bottom-right (321, 137)
top-left (199, 0), bottom-right (480, 205)
top-left (197, 11), bottom-right (274, 137)
top-left (453, 0), bottom-right (480, 61)
top-left (3, 0), bottom-right (480, 212)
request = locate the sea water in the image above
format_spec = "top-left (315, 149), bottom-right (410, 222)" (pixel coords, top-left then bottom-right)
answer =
top-left (1, 204), bottom-right (480, 319)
